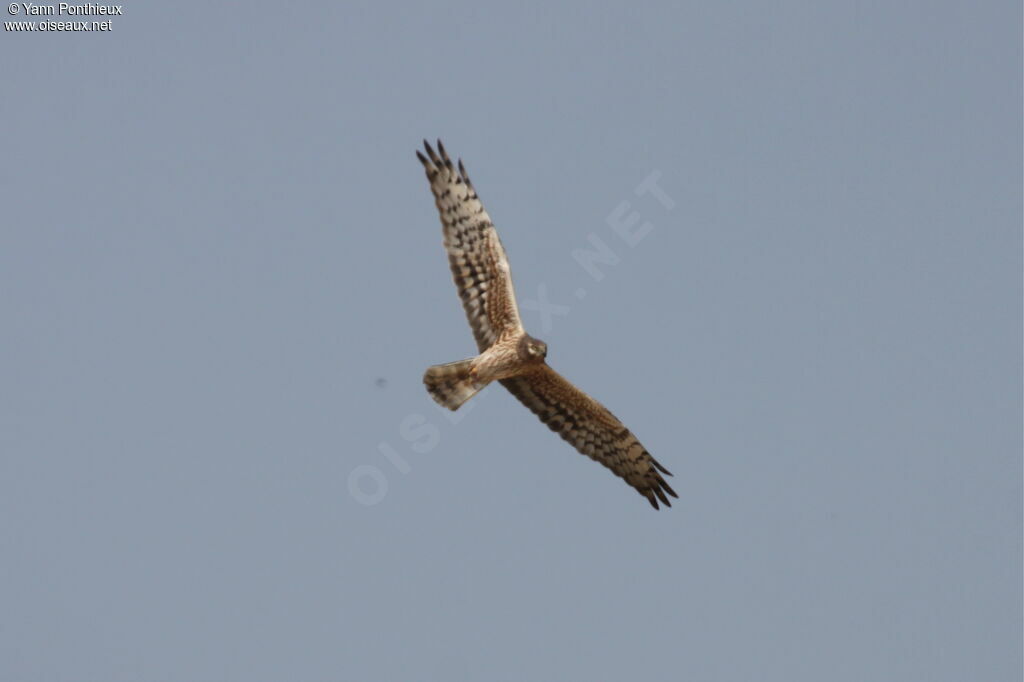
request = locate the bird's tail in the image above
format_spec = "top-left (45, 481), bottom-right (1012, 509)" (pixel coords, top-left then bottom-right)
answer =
top-left (423, 358), bottom-right (485, 410)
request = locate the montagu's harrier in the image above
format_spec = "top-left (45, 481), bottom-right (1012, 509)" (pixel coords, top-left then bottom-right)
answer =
top-left (418, 140), bottom-right (677, 509)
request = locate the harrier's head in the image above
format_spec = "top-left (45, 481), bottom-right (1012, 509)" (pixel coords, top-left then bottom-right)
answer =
top-left (519, 335), bottom-right (548, 362)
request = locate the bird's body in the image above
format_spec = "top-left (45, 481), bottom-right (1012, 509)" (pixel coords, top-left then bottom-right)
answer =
top-left (423, 333), bottom-right (542, 411)
top-left (418, 140), bottom-right (677, 509)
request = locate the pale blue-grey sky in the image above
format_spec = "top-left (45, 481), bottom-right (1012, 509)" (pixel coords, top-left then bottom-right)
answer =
top-left (3, 2), bottom-right (1021, 680)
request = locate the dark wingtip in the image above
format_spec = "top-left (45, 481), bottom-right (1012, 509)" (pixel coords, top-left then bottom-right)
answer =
top-left (437, 139), bottom-right (455, 171)
top-left (644, 469), bottom-right (678, 509)
top-left (415, 150), bottom-right (428, 166)
top-left (652, 458), bottom-right (672, 476)
top-left (663, 479), bottom-right (679, 499)
top-left (423, 139), bottom-right (441, 165)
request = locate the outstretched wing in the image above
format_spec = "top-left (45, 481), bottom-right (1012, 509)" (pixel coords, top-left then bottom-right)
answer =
top-left (417, 140), bottom-right (523, 352)
top-left (501, 365), bottom-right (678, 509)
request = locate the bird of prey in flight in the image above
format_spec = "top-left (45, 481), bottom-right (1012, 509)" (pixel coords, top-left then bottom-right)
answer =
top-left (418, 140), bottom-right (677, 509)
